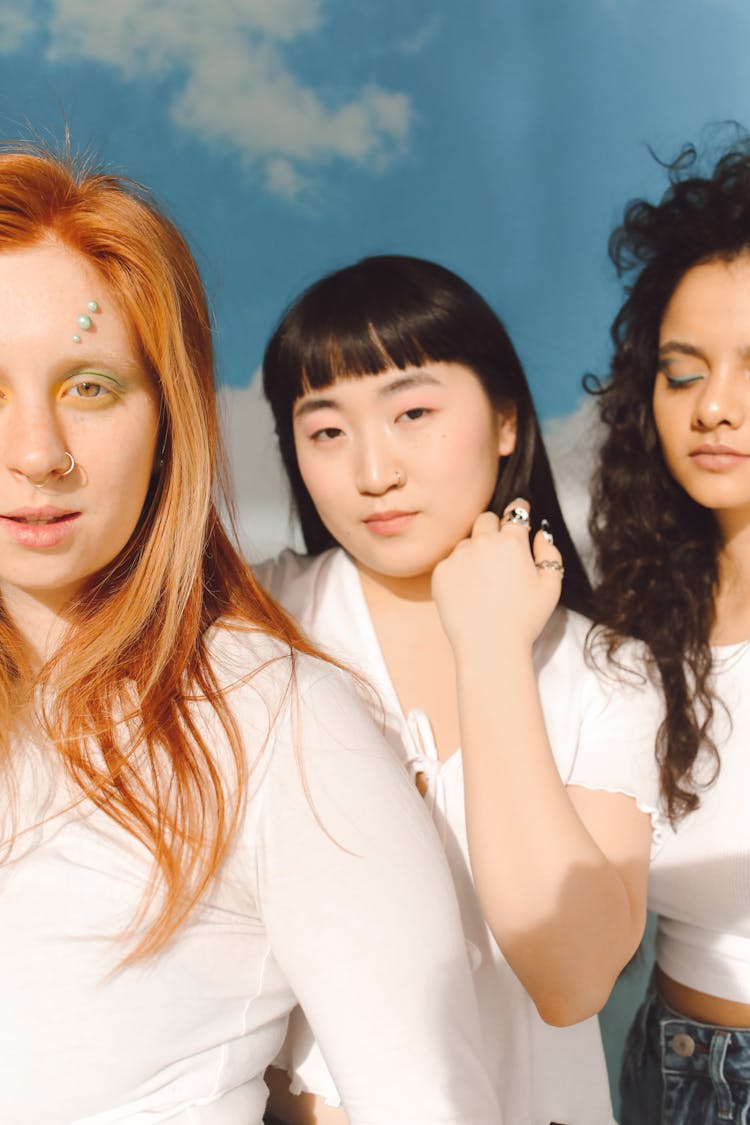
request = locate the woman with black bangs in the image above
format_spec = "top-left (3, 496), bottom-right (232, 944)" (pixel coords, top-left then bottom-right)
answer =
top-left (258, 254), bottom-right (664, 1125)
top-left (589, 142), bottom-right (750, 1123)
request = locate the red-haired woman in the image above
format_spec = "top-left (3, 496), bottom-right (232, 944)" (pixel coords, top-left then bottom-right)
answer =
top-left (0, 150), bottom-right (498, 1124)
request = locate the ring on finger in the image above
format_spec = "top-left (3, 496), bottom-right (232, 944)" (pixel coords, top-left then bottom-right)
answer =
top-left (503, 506), bottom-right (530, 526)
top-left (535, 559), bottom-right (564, 576)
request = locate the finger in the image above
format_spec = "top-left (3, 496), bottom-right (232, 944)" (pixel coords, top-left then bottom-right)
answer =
top-left (471, 511), bottom-right (501, 537)
top-left (532, 529), bottom-right (563, 562)
top-left (500, 497), bottom-right (531, 531)
top-left (532, 529), bottom-right (564, 578)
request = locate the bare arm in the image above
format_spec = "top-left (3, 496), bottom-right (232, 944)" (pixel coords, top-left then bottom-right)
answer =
top-left (432, 506), bottom-right (653, 1025)
top-left (265, 1066), bottom-right (349, 1125)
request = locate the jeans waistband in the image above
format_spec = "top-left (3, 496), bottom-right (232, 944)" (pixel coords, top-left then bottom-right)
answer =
top-left (643, 971), bottom-right (750, 1084)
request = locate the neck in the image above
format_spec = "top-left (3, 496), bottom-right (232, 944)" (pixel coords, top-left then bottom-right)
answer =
top-left (0, 588), bottom-right (72, 669)
top-left (356, 564), bottom-right (434, 606)
top-left (713, 511), bottom-right (750, 643)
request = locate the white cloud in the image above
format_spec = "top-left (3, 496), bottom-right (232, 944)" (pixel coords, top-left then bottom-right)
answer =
top-left (18, 0), bottom-right (412, 201)
top-left (396, 14), bottom-right (442, 57)
top-left (264, 156), bottom-right (311, 201)
top-left (0, 5), bottom-right (35, 53)
top-left (220, 375), bottom-right (303, 562)
top-left (543, 397), bottom-right (602, 576)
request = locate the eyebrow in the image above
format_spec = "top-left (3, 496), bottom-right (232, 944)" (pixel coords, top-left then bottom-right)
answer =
top-left (293, 371), bottom-right (443, 418)
top-left (658, 341), bottom-right (706, 362)
top-left (659, 340), bottom-right (750, 363)
top-left (293, 394), bottom-right (339, 418)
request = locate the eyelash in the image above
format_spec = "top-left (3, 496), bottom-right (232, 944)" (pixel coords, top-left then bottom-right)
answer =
top-left (397, 407), bottom-right (431, 422)
top-left (68, 380), bottom-right (108, 398)
top-left (310, 426), bottom-right (343, 442)
top-left (661, 371), bottom-right (704, 390)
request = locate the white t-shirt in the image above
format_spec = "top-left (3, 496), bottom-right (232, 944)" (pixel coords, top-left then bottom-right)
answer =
top-left (259, 548), bottom-right (664, 1125)
top-left (0, 625), bottom-right (500, 1125)
top-left (647, 639), bottom-right (750, 1004)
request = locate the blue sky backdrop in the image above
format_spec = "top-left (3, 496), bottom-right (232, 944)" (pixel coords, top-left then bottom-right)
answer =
top-left (2, 0), bottom-right (749, 421)
top-left (1, 3), bottom-right (746, 1102)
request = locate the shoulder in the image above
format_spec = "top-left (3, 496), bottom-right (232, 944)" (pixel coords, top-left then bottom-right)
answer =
top-left (206, 620), bottom-right (374, 748)
top-left (537, 608), bottom-right (658, 697)
top-left (253, 547), bottom-right (342, 616)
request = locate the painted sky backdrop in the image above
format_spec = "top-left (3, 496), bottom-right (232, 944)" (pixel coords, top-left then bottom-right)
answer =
top-left (2, 0), bottom-right (749, 421)
top-left (1, 0), bottom-right (749, 555)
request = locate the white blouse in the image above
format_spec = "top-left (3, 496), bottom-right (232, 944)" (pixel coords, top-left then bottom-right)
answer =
top-left (260, 547), bottom-right (664, 1125)
top-left (0, 625), bottom-right (499, 1124)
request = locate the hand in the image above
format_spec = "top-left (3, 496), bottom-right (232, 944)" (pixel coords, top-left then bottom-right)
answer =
top-left (431, 500), bottom-right (564, 657)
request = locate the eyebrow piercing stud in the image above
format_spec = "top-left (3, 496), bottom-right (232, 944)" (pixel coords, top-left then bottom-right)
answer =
top-left (73, 300), bottom-right (100, 343)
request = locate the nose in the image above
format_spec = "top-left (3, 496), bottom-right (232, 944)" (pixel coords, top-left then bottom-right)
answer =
top-left (354, 429), bottom-right (403, 495)
top-left (4, 399), bottom-right (73, 489)
top-left (693, 370), bottom-right (745, 431)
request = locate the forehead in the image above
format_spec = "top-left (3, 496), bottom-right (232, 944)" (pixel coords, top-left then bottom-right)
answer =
top-left (0, 237), bottom-right (102, 301)
top-left (661, 256), bottom-right (750, 335)
top-left (0, 238), bottom-right (136, 359)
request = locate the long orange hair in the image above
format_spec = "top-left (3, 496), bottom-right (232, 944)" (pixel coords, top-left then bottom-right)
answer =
top-left (0, 147), bottom-right (321, 959)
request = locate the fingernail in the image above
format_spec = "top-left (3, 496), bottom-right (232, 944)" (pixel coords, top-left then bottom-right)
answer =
top-left (540, 519), bottom-right (554, 544)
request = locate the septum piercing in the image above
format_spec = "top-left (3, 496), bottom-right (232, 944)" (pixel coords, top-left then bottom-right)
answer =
top-left (32, 452), bottom-right (76, 490)
top-left (73, 300), bottom-right (100, 343)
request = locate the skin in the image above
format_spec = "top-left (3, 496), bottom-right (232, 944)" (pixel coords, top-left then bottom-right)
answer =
top-left (0, 238), bottom-right (160, 662)
top-left (269, 358), bottom-right (653, 1124)
top-left (432, 504), bottom-right (651, 1023)
top-left (293, 361), bottom-right (517, 598)
top-left (653, 254), bottom-right (750, 1025)
top-left (293, 361), bottom-right (516, 759)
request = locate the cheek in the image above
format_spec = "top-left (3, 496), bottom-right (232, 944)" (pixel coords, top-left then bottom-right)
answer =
top-left (296, 451), bottom-right (342, 520)
top-left (434, 420), bottom-right (500, 488)
top-left (652, 394), bottom-right (680, 459)
top-left (104, 410), bottom-right (160, 507)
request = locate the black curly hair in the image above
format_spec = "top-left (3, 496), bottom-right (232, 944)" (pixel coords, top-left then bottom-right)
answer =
top-left (588, 138), bottom-right (750, 821)
top-left (262, 254), bottom-right (593, 618)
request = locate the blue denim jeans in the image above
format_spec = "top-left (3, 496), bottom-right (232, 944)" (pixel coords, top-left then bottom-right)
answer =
top-left (620, 972), bottom-right (750, 1124)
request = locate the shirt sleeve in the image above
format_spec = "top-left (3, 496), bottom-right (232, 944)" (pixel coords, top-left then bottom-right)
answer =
top-left (254, 661), bottom-right (500, 1125)
top-left (565, 627), bottom-right (666, 856)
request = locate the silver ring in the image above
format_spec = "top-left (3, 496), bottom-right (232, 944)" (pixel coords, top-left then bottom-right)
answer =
top-left (32, 452), bottom-right (76, 490)
top-left (393, 468), bottom-right (405, 486)
top-left (535, 559), bottom-right (564, 576)
top-left (503, 506), bottom-right (530, 526)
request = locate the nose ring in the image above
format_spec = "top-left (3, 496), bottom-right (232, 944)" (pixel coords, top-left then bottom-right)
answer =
top-left (32, 452), bottom-right (76, 490)
top-left (394, 468), bottom-right (405, 487)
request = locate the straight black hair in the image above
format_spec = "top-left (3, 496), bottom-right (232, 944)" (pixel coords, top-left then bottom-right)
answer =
top-left (263, 254), bottom-right (592, 617)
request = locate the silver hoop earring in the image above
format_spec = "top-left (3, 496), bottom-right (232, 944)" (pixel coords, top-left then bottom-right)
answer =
top-left (32, 452), bottom-right (76, 490)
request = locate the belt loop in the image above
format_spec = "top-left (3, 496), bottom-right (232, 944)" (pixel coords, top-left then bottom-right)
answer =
top-left (709, 1030), bottom-right (734, 1120)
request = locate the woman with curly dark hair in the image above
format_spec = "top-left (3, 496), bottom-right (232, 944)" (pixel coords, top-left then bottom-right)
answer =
top-left (589, 140), bottom-right (750, 1123)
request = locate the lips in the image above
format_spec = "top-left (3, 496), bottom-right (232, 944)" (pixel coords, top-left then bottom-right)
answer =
top-left (689, 444), bottom-right (750, 471)
top-left (0, 506), bottom-right (80, 548)
top-left (364, 510), bottom-right (417, 536)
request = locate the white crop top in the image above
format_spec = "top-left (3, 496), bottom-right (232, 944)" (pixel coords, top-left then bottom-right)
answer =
top-left (648, 640), bottom-right (750, 1003)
